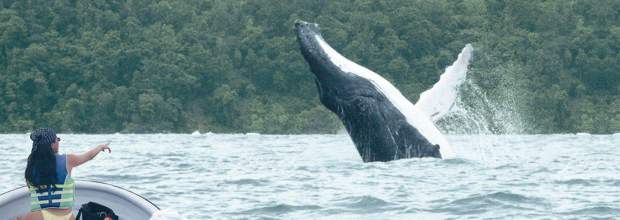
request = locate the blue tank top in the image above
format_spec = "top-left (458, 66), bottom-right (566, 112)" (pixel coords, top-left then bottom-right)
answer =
top-left (29, 154), bottom-right (76, 211)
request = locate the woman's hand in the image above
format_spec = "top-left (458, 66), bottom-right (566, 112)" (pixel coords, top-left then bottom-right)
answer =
top-left (69, 143), bottom-right (113, 170)
top-left (98, 144), bottom-right (112, 153)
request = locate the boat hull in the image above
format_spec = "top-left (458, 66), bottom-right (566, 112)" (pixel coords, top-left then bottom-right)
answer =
top-left (0, 180), bottom-right (159, 220)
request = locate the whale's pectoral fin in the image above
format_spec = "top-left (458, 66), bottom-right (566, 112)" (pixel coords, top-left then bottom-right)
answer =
top-left (415, 44), bottom-right (473, 122)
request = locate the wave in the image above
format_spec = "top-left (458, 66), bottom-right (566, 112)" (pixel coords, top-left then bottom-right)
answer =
top-left (441, 158), bottom-right (476, 165)
top-left (528, 167), bottom-right (552, 174)
top-left (554, 178), bottom-right (595, 186)
top-left (223, 178), bottom-right (270, 186)
top-left (344, 195), bottom-right (394, 208)
top-left (237, 203), bottom-right (322, 215)
top-left (605, 179), bottom-right (620, 186)
top-left (560, 205), bottom-right (620, 216)
top-left (555, 178), bottom-right (620, 187)
top-left (463, 191), bottom-right (544, 204)
top-left (436, 192), bottom-right (548, 215)
top-left (332, 195), bottom-right (404, 213)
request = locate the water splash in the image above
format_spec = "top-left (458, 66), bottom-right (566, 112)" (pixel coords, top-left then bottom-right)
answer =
top-left (438, 78), bottom-right (525, 135)
top-left (435, 74), bottom-right (527, 163)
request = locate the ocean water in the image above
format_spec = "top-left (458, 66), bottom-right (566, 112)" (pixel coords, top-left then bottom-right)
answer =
top-left (1, 133), bottom-right (619, 219)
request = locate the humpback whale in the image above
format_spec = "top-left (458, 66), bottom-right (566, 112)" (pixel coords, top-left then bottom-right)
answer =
top-left (294, 20), bottom-right (473, 162)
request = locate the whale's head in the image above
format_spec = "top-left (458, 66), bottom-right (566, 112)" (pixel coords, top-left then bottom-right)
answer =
top-left (294, 20), bottom-right (322, 62)
top-left (294, 20), bottom-right (378, 112)
top-left (294, 20), bottom-right (320, 48)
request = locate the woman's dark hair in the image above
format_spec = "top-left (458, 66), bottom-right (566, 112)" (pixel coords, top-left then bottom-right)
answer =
top-left (25, 128), bottom-right (58, 188)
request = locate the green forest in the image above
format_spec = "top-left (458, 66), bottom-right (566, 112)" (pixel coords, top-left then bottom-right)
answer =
top-left (0, 0), bottom-right (618, 134)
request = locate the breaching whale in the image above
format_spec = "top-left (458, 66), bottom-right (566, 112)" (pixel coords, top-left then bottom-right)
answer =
top-left (294, 20), bottom-right (473, 162)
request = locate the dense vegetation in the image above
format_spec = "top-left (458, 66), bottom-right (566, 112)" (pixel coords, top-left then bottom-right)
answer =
top-left (0, 0), bottom-right (618, 134)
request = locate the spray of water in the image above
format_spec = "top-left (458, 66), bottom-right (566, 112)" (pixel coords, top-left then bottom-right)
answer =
top-left (437, 79), bottom-right (525, 135)
top-left (434, 65), bottom-right (528, 163)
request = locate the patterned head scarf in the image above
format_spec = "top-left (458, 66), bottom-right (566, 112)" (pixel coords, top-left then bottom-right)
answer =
top-left (30, 128), bottom-right (57, 151)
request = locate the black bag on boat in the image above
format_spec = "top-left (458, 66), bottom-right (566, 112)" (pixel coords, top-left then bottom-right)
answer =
top-left (76, 202), bottom-right (119, 220)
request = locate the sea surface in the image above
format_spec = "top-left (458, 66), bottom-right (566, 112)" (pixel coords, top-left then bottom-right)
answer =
top-left (1, 133), bottom-right (619, 219)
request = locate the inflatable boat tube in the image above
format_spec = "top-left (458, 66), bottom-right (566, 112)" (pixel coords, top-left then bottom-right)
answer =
top-left (0, 180), bottom-right (159, 220)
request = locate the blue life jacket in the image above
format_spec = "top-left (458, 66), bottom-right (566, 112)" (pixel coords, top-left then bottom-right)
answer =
top-left (29, 154), bottom-right (75, 211)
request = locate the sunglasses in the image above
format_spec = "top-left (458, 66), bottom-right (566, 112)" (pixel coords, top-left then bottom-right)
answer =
top-left (56, 137), bottom-right (61, 142)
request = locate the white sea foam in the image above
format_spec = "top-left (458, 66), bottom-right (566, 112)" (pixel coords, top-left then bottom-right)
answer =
top-left (314, 36), bottom-right (471, 158)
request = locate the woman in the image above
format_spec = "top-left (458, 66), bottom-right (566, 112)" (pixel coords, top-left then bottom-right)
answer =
top-left (21, 128), bottom-right (111, 220)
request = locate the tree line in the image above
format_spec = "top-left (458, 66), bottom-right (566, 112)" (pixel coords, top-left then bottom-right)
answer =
top-left (0, 0), bottom-right (618, 134)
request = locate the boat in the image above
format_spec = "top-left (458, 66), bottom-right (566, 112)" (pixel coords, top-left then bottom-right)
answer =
top-left (0, 180), bottom-right (159, 220)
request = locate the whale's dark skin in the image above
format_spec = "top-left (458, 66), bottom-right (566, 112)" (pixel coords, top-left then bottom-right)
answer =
top-left (294, 21), bottom-right (441, 162)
